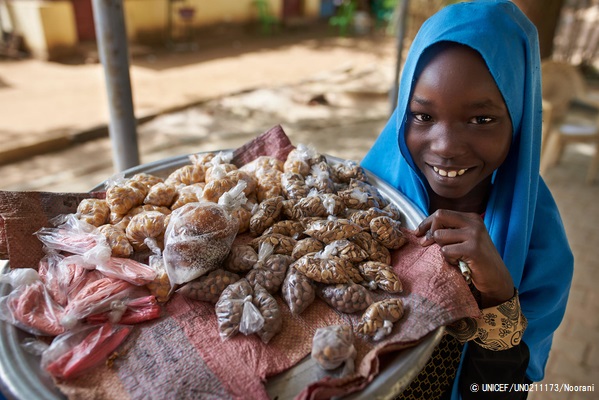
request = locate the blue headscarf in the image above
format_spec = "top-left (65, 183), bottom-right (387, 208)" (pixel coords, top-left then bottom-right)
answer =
top-left (362, 0), bottom-right (573, 389)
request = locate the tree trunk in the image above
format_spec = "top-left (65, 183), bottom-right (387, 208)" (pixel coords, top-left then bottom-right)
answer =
top-left (512, 0), bottom-right (566, 59)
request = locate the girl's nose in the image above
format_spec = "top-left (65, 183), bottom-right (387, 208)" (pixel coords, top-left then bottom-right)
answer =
top-left (429, 123), bottom-right (466, 159)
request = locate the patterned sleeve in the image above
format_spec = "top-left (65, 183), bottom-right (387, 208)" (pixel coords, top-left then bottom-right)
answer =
top-left (445, 290), bottom-right (528, 351)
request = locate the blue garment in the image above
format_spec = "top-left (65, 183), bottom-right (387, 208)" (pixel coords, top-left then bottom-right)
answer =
top-left (361, 0), bottom-right (573, 393)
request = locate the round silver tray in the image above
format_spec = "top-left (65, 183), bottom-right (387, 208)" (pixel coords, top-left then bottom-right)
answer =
top-left (0, 153), bottom-right (443, 400)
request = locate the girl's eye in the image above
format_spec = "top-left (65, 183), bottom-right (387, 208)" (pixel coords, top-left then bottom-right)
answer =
top-left (471, 116), bottom-right (494, 124)
top-left (412, 113), bottom-right (433, 123)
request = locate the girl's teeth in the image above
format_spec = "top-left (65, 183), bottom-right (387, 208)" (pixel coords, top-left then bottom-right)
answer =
top-left (433, 166), bottom-right (467, 177)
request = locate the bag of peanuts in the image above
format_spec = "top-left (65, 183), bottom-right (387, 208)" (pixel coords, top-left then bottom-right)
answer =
top-left (311, 324), bottom-right (356, 375)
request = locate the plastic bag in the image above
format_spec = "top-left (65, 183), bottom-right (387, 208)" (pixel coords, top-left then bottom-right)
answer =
top-left (34, 214), bottom-right (111, 266)
top-left (42, 323), bottom-right (132, 379)
top-left (61, 276), bottom-right (137, 329)
top-left (311, 324), bottom-right (356, 375)
top-left (163, 200), bottom-right (237, 285)
top-left (356, 298), bottom-right (404, 341)
top-left (0, 280), bottom-right (65, 336)
top-left (87, 295), bottom-right (162, 325)
top-left (215, 279), bottom-right (262, 341)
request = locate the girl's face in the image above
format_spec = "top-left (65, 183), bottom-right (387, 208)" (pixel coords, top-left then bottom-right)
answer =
top-left (406, 44), bottom-right (512, 213)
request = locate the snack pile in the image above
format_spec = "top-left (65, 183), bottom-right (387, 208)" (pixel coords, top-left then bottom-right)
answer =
top-left (0, 144), bottom-right (409, 381)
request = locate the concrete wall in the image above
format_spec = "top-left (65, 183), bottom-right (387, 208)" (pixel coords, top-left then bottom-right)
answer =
top-left (7, 0), bottom-right (78, 60)
top-left (4, 0), bottom-right (323, 60)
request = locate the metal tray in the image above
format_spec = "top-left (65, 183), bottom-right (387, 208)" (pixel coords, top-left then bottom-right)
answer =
top-left (0, 153), bottom-right (443, 400)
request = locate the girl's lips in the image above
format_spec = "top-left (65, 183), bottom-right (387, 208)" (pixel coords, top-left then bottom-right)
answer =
top-left (432, 165), bottom-right (468, 178)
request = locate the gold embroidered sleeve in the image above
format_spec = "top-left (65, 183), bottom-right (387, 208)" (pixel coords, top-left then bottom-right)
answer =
top-left (445, 291), bottom-right (527, 351)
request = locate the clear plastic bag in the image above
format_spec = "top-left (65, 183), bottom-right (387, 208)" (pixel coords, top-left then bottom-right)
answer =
top-left (34, 214), bottom-right (111, 266)
top-left (163, 201), bottom-right (237, 285)
top-left (42, 323), bottom-right (132, 379)
top-left (311, 324), bottom-right (356, 374)
top-left (0, 280), bottom-right (65, 336)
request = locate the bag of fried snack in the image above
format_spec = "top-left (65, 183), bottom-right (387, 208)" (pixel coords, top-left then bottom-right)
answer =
top-left (281, 267), bottom-right (315, 315)
top-left (283, 144), bottom-right (317, 176)
top-left (357, 298), bottom-right (404, 341)
top-left (162, 183), bottom-right (245, 285)
top-left (249, 195), bottom-right (284, 236)
top-left (281, 172), bottom-right (310, 200)
top-left (311, 324), bottom-right (356, 375)
top-left (104, 174), bottom-right (148, 215)
top-left (246, 243), bottom-right (292, 294)
top-left (215, 279), bottom-right (264, 341)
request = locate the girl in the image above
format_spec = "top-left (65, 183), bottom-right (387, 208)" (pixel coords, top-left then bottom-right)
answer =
top-left (362, 1), bottom-right (574, 399)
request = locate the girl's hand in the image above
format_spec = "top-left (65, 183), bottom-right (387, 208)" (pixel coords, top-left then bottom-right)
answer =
top-left (414, 209), bottom-right (514, 308)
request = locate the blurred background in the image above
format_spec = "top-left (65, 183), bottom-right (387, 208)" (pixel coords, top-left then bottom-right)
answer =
top-left (0, 1), bottom-right (598, 399)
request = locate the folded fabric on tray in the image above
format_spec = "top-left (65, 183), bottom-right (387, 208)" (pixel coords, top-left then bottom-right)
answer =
top-left (0, 125), bottom-right (480, 400)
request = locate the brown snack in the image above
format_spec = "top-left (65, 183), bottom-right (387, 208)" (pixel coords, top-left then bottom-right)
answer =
top-left (252, 283), bottom-right (282, 344)
top-left (106, 182), bottom-right (147, 215)
top-left (383, 202), bottom-right (403, 221)
top-left (263, 220), bottom-right (306, 240)
top-left (283, 158), bottom-right (310, 176)
top-left (224, 244), bottom-right (258, 273)
top-left (125, 211), bottom-right (167, 252)
top-left (250, 233), bottom-right (296, 256)
top-left (246, 253), bottom-right (292, 294)
top-left (227, 170), bottom-right (257, 197)
top-left (178, 269), bottom-right (241, 303)
top-left (129, 173), bottom-right (164, 190)
top-left (291, 253), bottom-right (351, 284)
top-left (305, 162), bottom-right (335, 194)
top-left (356, 298), bottom-right (404, 340)
top-left (202, 176), bottom-right (236, 203)
top-left (281, 172), bottom-right (310, 200)
top-left (77, 199), bottom-right (110, 227)
top-left (311, 325), bottom-right (356, 370)
top-left (205, 163), bottom-right (238, 183)
top-left (324, 240), bottom-right (369, 263)
top-left (255, 168), bottom-right (283, 202)
top-left (145, 256), bottom-right (173, 303)
top-left (281, 268), bottom-right (315, 315)
top-left (144, 182), bottom-right (177, 207)
top-left (349, 207), bottom-right (391, 231)
top-left (337, 187), bottom-right (379, 211)
top-left (280, 199), bottom-right (297, 220)
top-left (170, 183), bottom-right (205, 210)
top-left (349, 231), bottom-right (392, 265)
top-left (164, 164), bottom-right (207, 186)
top-left (358, 261), bottom-right (403, 293)
top-left (241, 156), bottom-right (284, 173)
top-left (291, 238), bottom-right (324, 260)
top-left (348, 179), bottom-right (389, 208)
top-left (232, 206), bottom-right (252, 234)
top-left (215, 279), bottom-right (254, 341)
top-left (330, 160), bottom-right (368, 183)
top-left (304, 218), bottom-right (362, 244)
top-left (369, 216), bottom-right (408, 250)
top-left (249, 196), bottom-right (283, 236)
top-left (291, 194), bottom-right (344, 219)
top-left (189, 152), bottom-right (217, 166)
top-left (163, 202), bottom-right (237, 285)
top-left (98, 224), bottom-right (133, 258)
top-left (317, 282), bottom-right (373, 314)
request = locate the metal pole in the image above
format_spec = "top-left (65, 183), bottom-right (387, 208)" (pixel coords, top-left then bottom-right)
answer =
top-left (390, 0), bottom-right (410, 115)
top-left (92, 0), bottom-right (140, 172)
